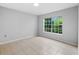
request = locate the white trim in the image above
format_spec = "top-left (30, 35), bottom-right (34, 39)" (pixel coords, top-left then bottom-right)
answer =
top-left (43, 31), bottom-right (63, 36)
top-left (43, 17), bottom-right (63, 35)
top-left (0, 35), bottom-right (35, 45)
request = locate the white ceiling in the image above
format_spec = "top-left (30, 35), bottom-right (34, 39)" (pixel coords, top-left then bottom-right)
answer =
top-left (0, 3), bottom-right (78, 15)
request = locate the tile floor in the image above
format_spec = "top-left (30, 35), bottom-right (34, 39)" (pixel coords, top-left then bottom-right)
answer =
top-left (0, 37), bottom-right (78, 55)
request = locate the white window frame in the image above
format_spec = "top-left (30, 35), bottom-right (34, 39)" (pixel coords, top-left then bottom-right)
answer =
top-left (43, 17), bottom-right (63, 35)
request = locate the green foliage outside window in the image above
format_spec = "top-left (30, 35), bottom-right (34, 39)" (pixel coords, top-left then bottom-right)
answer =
top-left (44, 16), bottom-right (63, 34)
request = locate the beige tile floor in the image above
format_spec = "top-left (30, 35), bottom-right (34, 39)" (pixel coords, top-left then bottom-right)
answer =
top-left (0, 37), bottom-right (78, 55)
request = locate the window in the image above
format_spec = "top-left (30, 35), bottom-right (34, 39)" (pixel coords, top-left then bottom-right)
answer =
top-left (44, 16), bottom-right (63, 34)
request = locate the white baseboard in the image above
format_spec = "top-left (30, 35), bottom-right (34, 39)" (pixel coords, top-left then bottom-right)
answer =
top-left (0, 35), bottom-right (36, 45)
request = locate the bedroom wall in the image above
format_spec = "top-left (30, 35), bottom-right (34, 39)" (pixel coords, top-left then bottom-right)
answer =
top-left (0, 6), bottom-right (37, 44)
top-left (78, 4), bottom-right (79, 48)
top-left (38, 6), bottom-right (78, 46)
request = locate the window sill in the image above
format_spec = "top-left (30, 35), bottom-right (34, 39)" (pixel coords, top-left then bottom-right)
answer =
top-left (43, 31), bottom-right (63, 36)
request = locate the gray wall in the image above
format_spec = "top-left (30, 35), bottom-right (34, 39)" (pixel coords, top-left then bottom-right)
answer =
top-left (0, 6), bottom-right (37, 43)
top-left (38, 6), bottom-right (78, 46)
top-left (78, 4), bottom-right (79, 46)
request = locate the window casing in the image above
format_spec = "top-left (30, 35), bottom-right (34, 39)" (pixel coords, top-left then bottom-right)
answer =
top-left (44, 16), bottom-right (63, 34)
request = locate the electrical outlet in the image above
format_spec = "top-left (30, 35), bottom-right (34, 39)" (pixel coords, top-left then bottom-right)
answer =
top-left (4, 35), bottom-right (7, 37)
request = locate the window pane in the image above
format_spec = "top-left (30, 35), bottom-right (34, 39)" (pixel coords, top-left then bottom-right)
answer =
top-left (58, 16), bottom-right (63, 34)
top-left (44, 16), bottom-right (63, 34)
top-left (51, 16), bottom-right (63, 34)
top-left (59, 25), bottom-right (62, 34)
top-left (44, 18), bottom-right (51, 32)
